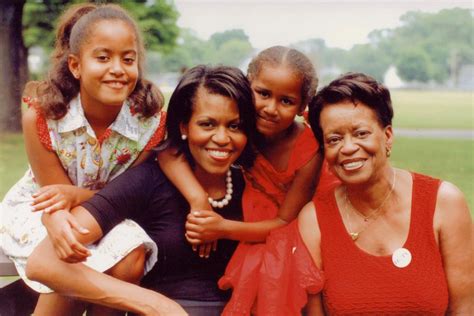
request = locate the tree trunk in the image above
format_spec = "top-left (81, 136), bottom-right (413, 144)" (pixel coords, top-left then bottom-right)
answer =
top-left (0, 0), bottom-right (27, 133)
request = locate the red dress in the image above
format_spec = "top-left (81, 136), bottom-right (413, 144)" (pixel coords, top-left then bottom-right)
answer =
top-left (315, 173), bottom-right (449, 314)
top-left (219, 125), bottom-right (336, 315)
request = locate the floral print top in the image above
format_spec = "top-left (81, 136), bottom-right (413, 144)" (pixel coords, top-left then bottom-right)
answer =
top-left (33, 95), bottom-right (166, 189)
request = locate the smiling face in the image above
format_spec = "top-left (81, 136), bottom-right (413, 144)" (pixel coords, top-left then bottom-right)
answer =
top-left (68, 19), bottom-right (139, 109)
top-left (320, 101), bottom-right (393, 185)
top-left (180, 87), bottom-right (248, 177)
top-left (251, 64), bottom-right (304, 140)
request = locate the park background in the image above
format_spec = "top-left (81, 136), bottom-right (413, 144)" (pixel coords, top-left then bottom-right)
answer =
top-left (0, 0), bottom-right (473, 214)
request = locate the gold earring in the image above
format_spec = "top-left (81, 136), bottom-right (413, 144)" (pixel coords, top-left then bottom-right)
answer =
top-left (386, 148), bottom-right (391, 157)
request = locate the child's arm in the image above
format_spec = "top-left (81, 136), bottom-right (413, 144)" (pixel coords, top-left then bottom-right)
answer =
top-left (157, 147), bottom-right (216, 257)
top-left (186, 152), bottom-right (323, 243)
top-left (23, 106), bottom-right (96, 212)
top-left (156, 147), bottom-right (211, 211)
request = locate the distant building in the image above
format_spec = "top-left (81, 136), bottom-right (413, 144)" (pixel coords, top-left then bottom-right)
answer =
top-left (456, 64), bottom-right (474, 90)
top-left (383, 65), bottom-right (405, 89)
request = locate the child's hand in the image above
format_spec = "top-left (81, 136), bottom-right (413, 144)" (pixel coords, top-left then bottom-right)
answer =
top-left (31, 184), bottom-right (78, 213)
top-left (185, 210), bottom-right (226, 241)
top-left (41, 210), bottom-right (90, 263)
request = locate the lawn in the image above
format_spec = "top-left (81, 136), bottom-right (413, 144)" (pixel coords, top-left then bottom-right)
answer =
top-left (391, 137), bottom-right (473, 213)
top-left (391, 90), bottom-right (473, 129)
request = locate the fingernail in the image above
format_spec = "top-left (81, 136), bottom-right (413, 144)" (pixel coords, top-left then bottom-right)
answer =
top-left (193, 211), bottom-right (200, 216)
top-left (80, 227), bottom-right (90, 233)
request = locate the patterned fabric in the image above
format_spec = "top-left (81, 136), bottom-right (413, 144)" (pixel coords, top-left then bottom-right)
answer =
top-left (0, 95), bottom-right (165, 293)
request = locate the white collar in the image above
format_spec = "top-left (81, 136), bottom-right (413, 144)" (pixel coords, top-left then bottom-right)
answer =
top-left (56, 94), bottom-right (140, 141)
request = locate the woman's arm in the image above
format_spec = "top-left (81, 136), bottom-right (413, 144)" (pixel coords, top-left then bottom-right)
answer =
top-left (23, 107), bottom-right (96, 212)
top-left (434, 181), bottom-right (473, 313)
top-left (186, 153), bottom-right (323, 243)
top-left (27, 207), bottom-right (187, 315)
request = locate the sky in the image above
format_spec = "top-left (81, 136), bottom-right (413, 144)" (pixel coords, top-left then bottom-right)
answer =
top-left (174, 0), bottom-right (472, 50)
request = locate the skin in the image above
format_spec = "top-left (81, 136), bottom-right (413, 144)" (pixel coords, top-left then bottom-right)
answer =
top-left (68, 19), bottom-right (139, 135)
top-left (299, 101), bottom-right (473, 314)
top-left (26, 88), bottom-right (248, 315)
top-left (28, 19), bottom-right (151, 315)
top-left (184, 63), bottom-right (322, 244)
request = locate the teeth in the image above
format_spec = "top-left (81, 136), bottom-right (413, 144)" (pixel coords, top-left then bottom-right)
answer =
top-left (107, 82), bottom-right (125, 88)
top-left (208, 150), bottom-right (230, 158)
top-left (343, 161), bottom-right (364, 170)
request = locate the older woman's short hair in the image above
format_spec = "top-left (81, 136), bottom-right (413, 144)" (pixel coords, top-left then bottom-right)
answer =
top-left (165, 65), bottom-right (257, 169)
top-left (308, 72), bottom-right (393, 151)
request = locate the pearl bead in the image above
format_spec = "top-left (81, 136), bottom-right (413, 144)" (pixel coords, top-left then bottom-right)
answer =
top-left (208, 169), bottom-right (233, 209)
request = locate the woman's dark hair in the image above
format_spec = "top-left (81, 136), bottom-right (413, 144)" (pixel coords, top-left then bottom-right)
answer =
top-left (29, 3), bottom-right (163, 119)
top-left (309, 72), bottom-right (393, 151)
top-left (247, 45), bottom-right (318, 107)
top-left (166, 65), bottom-right (257, 169)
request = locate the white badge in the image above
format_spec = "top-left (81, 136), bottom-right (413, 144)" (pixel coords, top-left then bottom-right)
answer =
top-left (392, 247), bottom-right (412, 268)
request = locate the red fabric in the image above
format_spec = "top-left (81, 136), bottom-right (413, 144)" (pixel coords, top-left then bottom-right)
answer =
top-left (220, 125), bottom-right (329, 315)
top-left (316, 173), bottom-right (449, 314)
top-left (23, 97), bottom-right (53, 152)
top-left (144, 111), bottom-right (167, 150)
top-left (257, 220), bottom-right (324, 315)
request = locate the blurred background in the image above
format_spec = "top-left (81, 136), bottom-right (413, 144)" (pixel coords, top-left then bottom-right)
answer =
top-left (0, 0), bottom-right (472, 211)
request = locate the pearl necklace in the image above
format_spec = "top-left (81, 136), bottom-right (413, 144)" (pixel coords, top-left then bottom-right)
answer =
top-left (208, 169), bottom-right (233, 209)
top-left (344, 169), bottom-right (397, 241)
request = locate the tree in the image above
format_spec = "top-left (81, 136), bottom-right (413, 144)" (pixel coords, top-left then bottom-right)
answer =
top-left (0, 0), bottom-right (179, 133)
top-left (210, 29), bottom-right (249, 49)
top-left (370, 8), bottom-right (473, 84)
top-left (0, 0), bottom-right (27, 132)
top-left (214, 39), bottom-right (252, 67)
top-left (158, 28), bottom-right (253, 72)
top-left (395, 48), bottom-right (431, 82)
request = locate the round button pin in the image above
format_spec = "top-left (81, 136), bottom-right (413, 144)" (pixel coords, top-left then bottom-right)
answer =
top-left (392, 247), bottom-right (412, 268)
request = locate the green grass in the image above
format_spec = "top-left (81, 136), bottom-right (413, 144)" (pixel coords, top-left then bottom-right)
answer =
top-left (391, 90), bottom-right (473, 129)
top-left (392, 137), bottom-right (473, 214)
top-left (0, 133), bottom-right (28, 198)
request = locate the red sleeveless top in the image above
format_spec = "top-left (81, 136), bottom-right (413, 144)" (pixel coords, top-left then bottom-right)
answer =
top-left (315, 173), bottom-right (449, 315)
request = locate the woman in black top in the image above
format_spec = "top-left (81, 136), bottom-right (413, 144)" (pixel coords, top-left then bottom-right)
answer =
top-left (26, 65), bottom-right (257, 315)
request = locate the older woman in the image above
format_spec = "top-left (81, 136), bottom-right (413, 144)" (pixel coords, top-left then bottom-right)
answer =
top-left (297, 73), bottom-right (472, 314)
top-left (25, 65), bottom-right (257, 315)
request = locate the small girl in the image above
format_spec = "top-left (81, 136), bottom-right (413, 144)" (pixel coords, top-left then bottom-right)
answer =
top-left (0, 3), bottom-right (165, 312)
top-left (165, 46), bottom-right (337, 314)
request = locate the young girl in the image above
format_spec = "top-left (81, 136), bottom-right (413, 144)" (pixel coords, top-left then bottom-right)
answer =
top-left (0, 3), bottom-right (165, 313)
top-left (164, 46), bottom-right (337, 314)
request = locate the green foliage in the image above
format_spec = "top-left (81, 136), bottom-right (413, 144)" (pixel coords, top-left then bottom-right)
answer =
top-left (293, 8), bottom-right (473, 85)
top-left (23, 0), bottom-right (179, 53)
top-left (157, 28), bottom-right (253, 72)
top-left (341, 43), bottom-right (391, 82)
top-left (213, 39), bottom-right (252, 67)
top-left (395, 48), bottom-right (431, 82)
top-left (379, 8), bottom-right (474, 83)
top-left (210, 29), bottom-right (249, 49)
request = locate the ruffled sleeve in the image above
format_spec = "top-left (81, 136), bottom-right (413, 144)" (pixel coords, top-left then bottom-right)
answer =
top-left (257, 220), bottom-right (324, 315)
top-left (144, 111), bottom-right (167, 150)
top-left (23, 97), bottom-right (53, 152)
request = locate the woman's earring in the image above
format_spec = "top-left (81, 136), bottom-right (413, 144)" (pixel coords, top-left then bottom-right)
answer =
top-left (386, 147), bottom-right (391, 157)
top-left (181, 134), bottom-right (187, 140)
